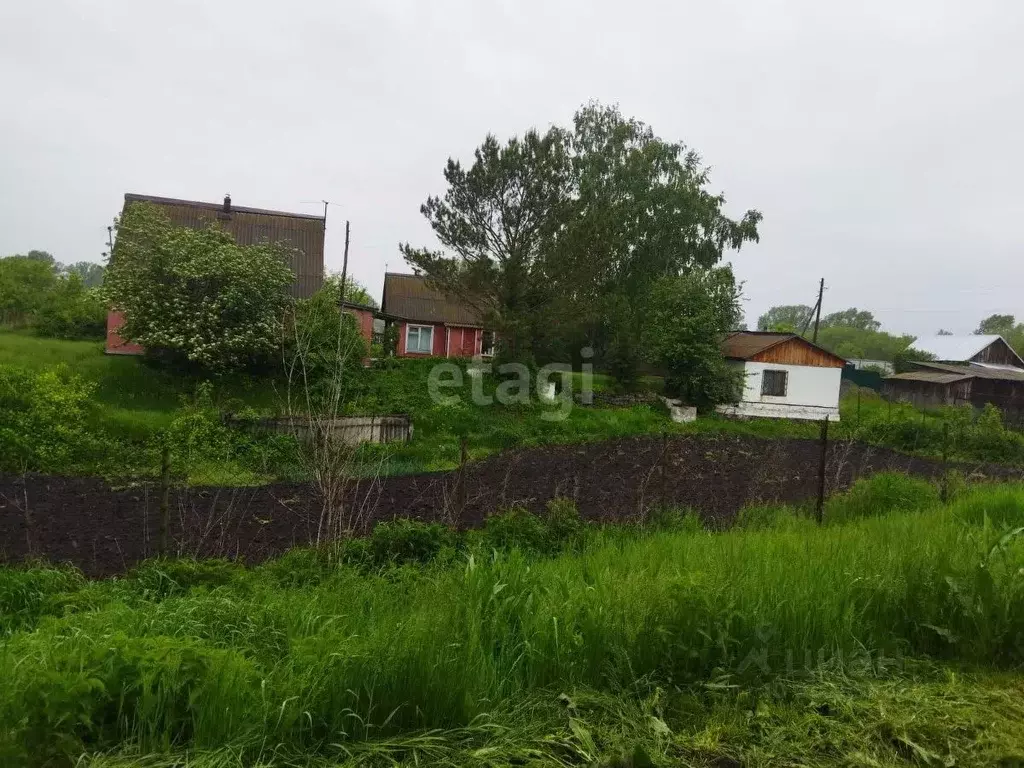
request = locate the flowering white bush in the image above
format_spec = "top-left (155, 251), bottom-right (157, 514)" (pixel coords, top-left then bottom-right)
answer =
top-left (104, 203), bottom-right (295, 371)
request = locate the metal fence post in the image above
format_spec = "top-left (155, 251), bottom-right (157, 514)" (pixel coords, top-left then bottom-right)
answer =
top-left (816, 416), bottom-right (829, 525)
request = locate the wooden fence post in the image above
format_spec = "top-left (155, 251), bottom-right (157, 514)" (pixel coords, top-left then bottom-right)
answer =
top-left (659, 430), bottom-right (668, 511)
top-left (158, 445), bottom-right (171, 557)
top-left (940, 421), bottom-right (950, 503)
top-left (458, 435), bottom-right (468, 516)
top-left (815, 416), bottom-right (829, 525)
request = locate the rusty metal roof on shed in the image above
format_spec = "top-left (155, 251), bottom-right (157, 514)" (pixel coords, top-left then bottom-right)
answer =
top-left (122, 193), bottom-right (325, 298)
top-left (381, 273), bottom-right (485, 326)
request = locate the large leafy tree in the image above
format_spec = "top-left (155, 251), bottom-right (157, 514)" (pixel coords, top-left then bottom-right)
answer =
top-left (104, 203), bottom-right (295, 371)
top-left (400, 129), bottom-right (572, 364)
top-left (976, 314), bottom-right (1016, 336)
top-left (401, 102), bottom-right (760, 386)
top-left (757, 304), bottom-right (813, 332)
top-left (975, 313), bottom-right (1024, 357)
top-left (641, 267), bottom-right (743, 408)
top-left (0, 255), bottom-right (58, 326)
top-left (61, 261), bottom-right (105, 288)
top-left (821, 307), bottom-right (880, 331)
top-left (556, 103), bottom-right (760, 383)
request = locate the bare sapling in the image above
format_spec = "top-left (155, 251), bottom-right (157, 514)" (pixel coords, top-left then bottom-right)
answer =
top-left (282, 263), bottom-right (390, 549)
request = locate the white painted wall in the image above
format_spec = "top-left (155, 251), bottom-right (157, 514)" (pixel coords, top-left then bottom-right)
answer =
top-left (737, 361), bottom-right (842, 408)
top-left (717, 360), bottom-right (842, 421)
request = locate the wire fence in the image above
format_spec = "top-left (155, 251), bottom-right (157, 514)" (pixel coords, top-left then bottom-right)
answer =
top-left (4, 420), bottom-right (1022, 577)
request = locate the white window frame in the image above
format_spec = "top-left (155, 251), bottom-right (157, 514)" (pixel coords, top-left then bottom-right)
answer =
top-left (760, 369), bottom-right (788, 398)
top-left (406, 324), bottom-right (434, 354)
top-left (480, 330), bottom-right (496, 357)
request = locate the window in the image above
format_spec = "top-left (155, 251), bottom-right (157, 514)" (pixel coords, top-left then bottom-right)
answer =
top-left (406, 324), bottom-right (433, 354)
top-left (480, 330), bottom-right (495, 357)
top-left (761, 369), bottom-right (788, 397)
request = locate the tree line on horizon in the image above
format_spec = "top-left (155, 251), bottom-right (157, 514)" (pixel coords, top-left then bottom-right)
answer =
top-left (756, 303), bottom-right (1023, 365)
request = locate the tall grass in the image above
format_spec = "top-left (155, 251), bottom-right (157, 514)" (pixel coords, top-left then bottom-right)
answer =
top-left (1, 483), bottom-right (1023, 762)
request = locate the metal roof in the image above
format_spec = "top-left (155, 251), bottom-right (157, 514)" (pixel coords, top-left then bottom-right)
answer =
top-left (122, 193), bottom-right (325, 298)
top-left (910, 334), bottom-right (1007, 363)
top-left (913, 360), bottom-right (1024, 382)
top-left (381, 273), bottom-right (486, 326)
top-left (886, 370), bottom-right (972, 385)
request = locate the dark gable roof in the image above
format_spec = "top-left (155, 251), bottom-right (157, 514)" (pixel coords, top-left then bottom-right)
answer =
top-left (381, 273), bottom-right (485, 326)
top-left (122, 193), bottom-right (325, 298)
top-left (721, 331), bottom-right (846, 365)
top-left (721, 332), bottom-right (794, 360)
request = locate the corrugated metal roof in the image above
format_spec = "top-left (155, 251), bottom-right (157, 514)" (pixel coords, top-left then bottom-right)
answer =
top-left (886, 370), bottom-right (972, 384)
top-left (381, 273), bottom-right (485, 326)
top-left (123, 193), bottom-right (325, 298)
top-left (721, 332), bottom-right (795, 360)
top-left (910, 334), bottom-right (1005, 362)
top-left (913, 360), bottom-right (1024, 382)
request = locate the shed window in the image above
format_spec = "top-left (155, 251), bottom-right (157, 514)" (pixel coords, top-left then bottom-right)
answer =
top-left (761, 370), bottom-right (788, 397)
top-left (406, 325), bottom-right (433, 354)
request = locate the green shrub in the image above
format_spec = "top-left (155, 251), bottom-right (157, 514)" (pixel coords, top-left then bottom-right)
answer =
top-left (33, 274), bottom-right (106, 340)
top-left (950, 485), bottom-right (1024, 528)
top-left (369, 519), bottom-right (455, 566)
top-left (825, 472), bottom-right (940, 524)
top-left (483, 506), bottom-right (552, 553)
top-left (736, 502), bottom-right (805, 531)
top-left (483, 499), bottom-right (585, 554)
top-left (4, 632), bottom-right (259, 762)
top-left (545, 497), bottom-right (585, 544)
top-left (645, 505), bottom-right (705, 533)
top-left (125, 558), bottom-right (239, 600)
top-left (0, 364), bottom-right (103, 472)
top-left (0, 564), bottom-right (83, 635)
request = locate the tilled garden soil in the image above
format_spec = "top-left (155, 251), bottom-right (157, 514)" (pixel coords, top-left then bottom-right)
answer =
top-left (1, 434), bottom-right (1019, 576)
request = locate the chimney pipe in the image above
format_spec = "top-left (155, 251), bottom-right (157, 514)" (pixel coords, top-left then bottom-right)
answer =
top-left (223, 194), bottom-right (232, 213)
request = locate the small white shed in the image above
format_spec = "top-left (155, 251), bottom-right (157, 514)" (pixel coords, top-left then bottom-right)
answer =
top-left (716, 332), bottom-right (846, 421)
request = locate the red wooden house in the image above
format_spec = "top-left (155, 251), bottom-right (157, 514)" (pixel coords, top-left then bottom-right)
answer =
top-left (376, 273), bottom-right (494, 358)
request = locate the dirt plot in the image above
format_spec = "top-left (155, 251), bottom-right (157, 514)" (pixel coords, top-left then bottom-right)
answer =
top-left (1, 434), bottom-right (1020, 576)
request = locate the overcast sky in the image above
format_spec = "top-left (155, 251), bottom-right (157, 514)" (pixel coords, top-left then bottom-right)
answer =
top-left (2, 0), bottom-right (1022, 336)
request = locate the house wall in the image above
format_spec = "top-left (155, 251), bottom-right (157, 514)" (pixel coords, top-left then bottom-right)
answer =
top-left (750, 338), bottom-right (845, 368)
top-left (105, 311), bottom-right (144, 356)
top-left (344, 308), bottom-right (375, 347)
top-left (882, 380), bottom-right (964, 409)
top-left (396, 322), bottom-right (486, 358)
top-left (397, 321), bottom-right (446, 357)
top-left (717, 360), bottom-right (842, 421)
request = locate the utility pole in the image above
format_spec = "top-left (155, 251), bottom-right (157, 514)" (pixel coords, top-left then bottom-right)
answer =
top-left (812, 277), bottom-right (824, 343)
top-left (338, 220), bottom-right (350, 308)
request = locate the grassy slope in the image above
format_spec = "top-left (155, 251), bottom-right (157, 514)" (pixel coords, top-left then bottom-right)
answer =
top-left (0, 330), bottom-right (988, 479)
top-left (2, 482), bottom-right (1024, 765)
